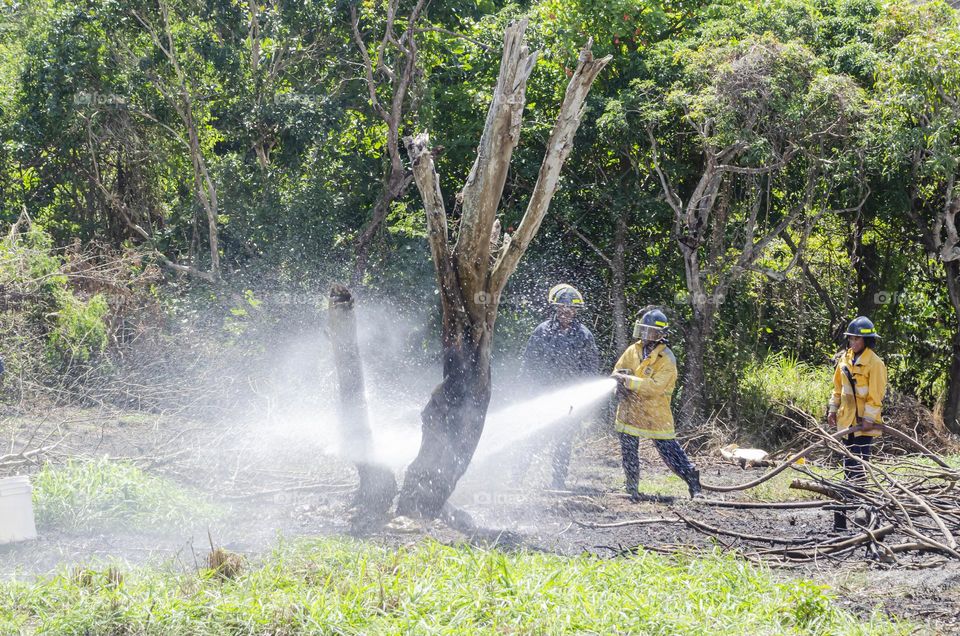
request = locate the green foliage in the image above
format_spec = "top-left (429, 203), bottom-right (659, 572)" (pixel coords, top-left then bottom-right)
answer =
top-left (0, 222), bottom-right (113, 378)
top-left (32, 457), bottom-right (219, 533)
top-left (0, 538), bottom-right (908, 634)
top-left (45, 289), bottom-right (108, 364)
top-left (0, 223), bottom-right (65, 294)
top-left (0, 0), bottom-right (958, 434)
top-left (738, 352), bottom-right (832, 446)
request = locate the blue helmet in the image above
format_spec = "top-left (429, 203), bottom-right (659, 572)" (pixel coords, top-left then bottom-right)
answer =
top-left (843, 316), bottom-right (879, 339)
top-left (633, 309), bottom-right (669, 340)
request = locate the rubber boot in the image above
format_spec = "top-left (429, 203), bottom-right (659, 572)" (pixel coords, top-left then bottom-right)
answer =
top-left (551, 430), bottom-right (574, 491)
top-left (833, 511), bottom-right (847, 531)
top-left (687, 469), bottom-right (703, 499)
top-left (550, 458), bottom-right (567, 491)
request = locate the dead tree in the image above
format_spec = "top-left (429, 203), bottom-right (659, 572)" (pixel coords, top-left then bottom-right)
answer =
top-left (327, 284), bottom-right (396, 524)
top-left (396, 21), bottom-right (610, 518)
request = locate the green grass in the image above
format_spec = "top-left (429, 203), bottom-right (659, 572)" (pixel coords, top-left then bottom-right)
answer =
top-left (32, 458), bottom-right (220, 533)
top-left (738, 352), bottom-right (832, 446)
top-left (0, 538), bottom-right (908, 635)
top-left (741, 352), bottom-right (832, 416)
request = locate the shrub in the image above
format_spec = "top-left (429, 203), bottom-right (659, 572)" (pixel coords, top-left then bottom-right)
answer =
top-left (0, 220), bottom-right (143, 393)
top-left (737, 352), bottom-right (832, 447)
top-left (45, 289), bottom-right (109, 365)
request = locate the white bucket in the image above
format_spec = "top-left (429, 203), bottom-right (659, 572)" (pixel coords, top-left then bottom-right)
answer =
top-left (0, 476), bottom-right (38, 545)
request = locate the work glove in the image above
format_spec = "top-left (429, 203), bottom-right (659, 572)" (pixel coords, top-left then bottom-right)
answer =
top-left (612, 371), bottom-right (634, 400)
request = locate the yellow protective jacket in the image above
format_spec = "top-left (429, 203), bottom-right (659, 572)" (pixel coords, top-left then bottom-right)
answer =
top-left (613, 342), bottom-right (677, 439)
top-left (828, 347), bottom-right (887, 437)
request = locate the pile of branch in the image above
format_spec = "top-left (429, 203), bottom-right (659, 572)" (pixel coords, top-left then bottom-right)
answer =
top-left (779, 425), bottom-right (959, 565)
top-left (688, 422), bottom-right (960, 566)
top-left (0, 418), bottom-right (65, 471)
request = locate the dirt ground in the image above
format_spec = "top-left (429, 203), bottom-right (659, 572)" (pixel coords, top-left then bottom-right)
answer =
top-left (1, 406), bottom-right (958, 634)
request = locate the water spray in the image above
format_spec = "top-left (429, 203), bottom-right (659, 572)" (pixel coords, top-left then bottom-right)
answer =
top-left (474, 377), bottom-right (617, 460)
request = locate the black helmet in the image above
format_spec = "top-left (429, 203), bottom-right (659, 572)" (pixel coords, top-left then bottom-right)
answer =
top-left (633, 309), bottom-right (669, 341)
top-left (843, 316), bottom-right (879, 339)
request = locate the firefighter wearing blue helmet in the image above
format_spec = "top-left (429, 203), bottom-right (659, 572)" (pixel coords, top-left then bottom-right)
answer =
top-left (612, 309), bottom-right (702, 500)
top-left (827, 316), bottom-right (887, 530)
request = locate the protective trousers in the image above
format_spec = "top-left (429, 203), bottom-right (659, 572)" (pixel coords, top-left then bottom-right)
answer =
top-left (834, 434), bottom-right (874, 530)
top-left (512, 416), bottom-right (579, 488)
top-left (619, 433), bottom-right (699, 492)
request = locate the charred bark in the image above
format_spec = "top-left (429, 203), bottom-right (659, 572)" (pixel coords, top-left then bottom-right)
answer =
top-left (944, 260), bottom-right (960, 435)
top-left (396, 345), bottom-right (491, 518)
top-left (327, 284), bottom-right (397, 525)
top-left (395, 22), bottom-right (610, 518)
top-left (611, 210), bottom-right (629, 354)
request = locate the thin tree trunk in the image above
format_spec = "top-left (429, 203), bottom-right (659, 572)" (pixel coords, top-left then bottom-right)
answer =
top-left (352, 169), bottom-right (410, 285)
top-left (677, 242), bottom-right (713, 430)
top-left (327, 284), bottom-right (397, 524)
top-left (611, 210), bottom-right (629, 353)
top-left (349, 0), bottom-right (424, 285)
top-left (943, 261), bottom-right (960, 435)
top-left (680, 305), bottom-right (711, 431)
top-left (784, 232), bottom-right (842, 340)
top-left (562, 212), bottom-right (628, 353)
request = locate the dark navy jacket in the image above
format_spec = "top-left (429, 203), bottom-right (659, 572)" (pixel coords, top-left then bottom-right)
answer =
top-left (521, 318), bottom-right (600, 388)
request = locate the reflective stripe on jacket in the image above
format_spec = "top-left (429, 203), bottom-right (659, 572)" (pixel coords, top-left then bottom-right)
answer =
top-left (828, 347), bottom-right (887, 437)
top-left (612, 342), bottom-right (677, 439)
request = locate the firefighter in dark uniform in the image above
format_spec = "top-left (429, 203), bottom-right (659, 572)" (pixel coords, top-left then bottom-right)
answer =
top-left (515, 284), bottom-right (600, 489)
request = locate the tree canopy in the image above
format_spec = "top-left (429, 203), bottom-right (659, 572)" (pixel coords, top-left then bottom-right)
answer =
top-left (2, 0), bottom-right (960, 437)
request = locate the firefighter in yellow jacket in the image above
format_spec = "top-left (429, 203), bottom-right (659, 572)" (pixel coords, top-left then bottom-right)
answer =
top-left (611, 309), bottom-right (702, 500)
top-left (827, 315), bottom-right (887, 529)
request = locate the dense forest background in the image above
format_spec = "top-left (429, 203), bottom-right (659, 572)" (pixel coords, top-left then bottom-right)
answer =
top-left (2, 0), bottom-right (960, 445)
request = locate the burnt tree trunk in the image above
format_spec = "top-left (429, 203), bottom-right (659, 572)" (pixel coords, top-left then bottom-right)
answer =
top-left (395, 21), bottom-right (609, 518)
top-left (944, 261), bottom-right (960, 435)
top-left (327, 284), bottom-right (397, 522)
top-left (611, 210), bottom-right (629, 354)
